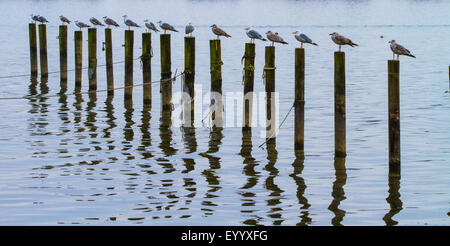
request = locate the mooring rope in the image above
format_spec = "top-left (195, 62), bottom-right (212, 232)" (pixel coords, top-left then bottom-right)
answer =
top-left (0, 57), bottom-right (142, 80)
top-left (0, 71), bottom-right (184, 101)
top-left (258, 102), bottom-right (295, 148)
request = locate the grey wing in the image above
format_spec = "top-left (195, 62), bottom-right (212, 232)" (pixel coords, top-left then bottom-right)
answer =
top-left (300, 33), bottom-right (313, 43)
top-left (248, 30), bottom-right (263, 39)
top-left (396, 44), bottom-right (411, 55)
top-left (185, 25), bottom-right (194, 34)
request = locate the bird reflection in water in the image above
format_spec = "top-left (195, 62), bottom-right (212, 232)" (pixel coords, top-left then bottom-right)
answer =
top-left (328, 157), bottom-right (347, 226)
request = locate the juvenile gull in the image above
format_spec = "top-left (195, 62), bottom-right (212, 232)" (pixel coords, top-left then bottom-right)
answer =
top-left (244, 27), bottom-right (266, 43)
top-left (292, 31), bottom-right (317, 48)
top-left (122, 15), bottom-right (140, 30)
top-left (59, 15), bottom-right (71, 25)
top-left (30, 14), bottom-right (40, 23)
top-left (37, 15), bottom-right (49, 24)
top-left (144, 20), bottom-right (159, 33)
top-left (266, 31), bottom-right (287, 46)
top-left (89, 17), bottom-right (105, 27)
top-left (211, 24), bottom-right (231, 39)
top-left (103, 16), bottom-right (120, 28)
top-left (157, 21), bottom-right (178, 34)
top-left (389, 40), bottom-right (415, 60)
top-left (330, 32), bottom-right (358, 51)
top-left (75, 21), bottom-right (90, 30)
top-left (185, 22), bottom-right (194, 37)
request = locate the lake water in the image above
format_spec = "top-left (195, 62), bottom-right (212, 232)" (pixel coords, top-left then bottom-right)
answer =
top-left (0, 0), bottom-right (449, 225)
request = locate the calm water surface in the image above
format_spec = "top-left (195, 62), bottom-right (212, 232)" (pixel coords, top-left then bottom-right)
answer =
top-left (0, 0), bottom-right (449, 225)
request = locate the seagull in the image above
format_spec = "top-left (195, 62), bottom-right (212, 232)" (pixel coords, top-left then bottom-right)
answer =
top-left (266, 31), bottom-right (287, 46)
top-left (122, 15), bottom-right (140, 30)
top-left (59, 15), bottom-right (71, 25)
top-left (37, 15), bottom-right (49, 24)
top-left (292, 31), bottom-right (318, 48)
top-left (75, 21), bottom-right (90, 30)
top-left (144, 20), bottom-right (159, 33)
top-left (30, 14), bottom-right (40, 23)
top-left (389, 40), bottom-right (415, 60)
top-left (329, 32), bottom-right (358, 52)
top-left (211, 24), bottom-right (231, 39)
top-left (89, 17), bottom-right (105, 27)
top-left (185, 22), bottom-right (194, 37)
top-left (157, 21), bottom-right (178, 34)
top-left (244, 27), bottom-right (266, 43)
top-left (103, 16), bottom-right (120, 28)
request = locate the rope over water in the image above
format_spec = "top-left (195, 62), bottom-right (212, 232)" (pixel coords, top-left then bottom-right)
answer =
top-left (258, 102), bottom-right (295, 148)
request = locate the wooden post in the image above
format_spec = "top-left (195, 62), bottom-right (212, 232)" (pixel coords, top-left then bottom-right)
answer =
top-left (184, 36), bottom-right (195, 126)
top-left (124, 30), bottom-right (134, 100)
top-left (74, 31), bottom-right (82, 88)
top-left (334, 52), bottom-right (346, 157)
top-left (243, 43), bottom-right (255, 129)
top-left (29, 23), bottom-right (38, 76)
top-left (88, 28), bottom-right (97, 91)
top-left (160, 34), bottom-right (172, 111)
top-left (59, 25), bottom-right (68, 84)
top-left (264, 46), bottom-right (276, 139)
top-left (448, 66), bottom-right (450, 92)
top-left (209, 39), bottom-right (223, 128)
top-left (105, 28), bottom-right (114, 95)
top-left (38, 24), bottom-right (48, 78)
top-left (294, 48), bottom-right (305, 153)
top-left (388, 60), bottom-right (400, 173)
top-left (142, 32), bottom-right (152, 106)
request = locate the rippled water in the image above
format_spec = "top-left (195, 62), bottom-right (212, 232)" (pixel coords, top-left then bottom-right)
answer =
top-left (0, 0), bottom-right (449, 225)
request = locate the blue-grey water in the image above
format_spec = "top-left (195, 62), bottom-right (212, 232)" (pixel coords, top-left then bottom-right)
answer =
top-left (0, 0), bottom-right (449, 225)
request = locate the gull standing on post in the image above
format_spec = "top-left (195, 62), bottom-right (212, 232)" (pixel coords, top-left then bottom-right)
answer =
top-left (30, 14), bottom-right (40, 23)
top-left (185, 22), bottom-right (194, 37)
top-left (389, 40), bottom-right (415, 60)
top-left (144, 20), bottom-right (159, 33)
top-left (330, 32), bottom-right (358, 52)
top-left (75, 21), bottom-right (90, 31)
top-left (292, 31), bottom-right (318, 48)
top-left (37, 15), bottom-right (49, 24)
top-left (123, 15), bottom-right (140, 30)
top-left (244, 27), bottom-right (266, 43)
top-left (157, 21), bottom-right (178, 34)
top-left (89, 17), bottom-right (105, 27)
top-left (103, 16), bottom-right (120, 28)
top-left (266, 31), bottom-right (287, 46)
top-left (59, 15), bottom-right (71, 25)
top-left (211, 24), bottom-right (231, 39)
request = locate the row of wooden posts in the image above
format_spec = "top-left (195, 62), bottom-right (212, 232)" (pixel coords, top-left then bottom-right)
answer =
top-left (28, 23), bottom-right (401, 174)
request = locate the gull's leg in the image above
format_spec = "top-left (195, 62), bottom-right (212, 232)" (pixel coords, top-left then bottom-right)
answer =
top-left (339, 45), bottom-right (341, 52)
top-left (301, 43), bottom-right (303, 48)
top-left (397, 54), bottom-right (399, 61)
top-left (392, 53), bottom-right (395, 60)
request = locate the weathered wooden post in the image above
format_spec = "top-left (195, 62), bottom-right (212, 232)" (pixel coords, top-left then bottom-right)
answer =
top-left (74, 31), bottom-right (83, 88)
top-left (160, 34), bottom-right (172, 112)
top-left (124, 30), bottom-right (134, 100)
top-left (243, 43), bottom-right (255, 129)
top-left (105, 28), bottom-right (114, 95)
top-left (294, 48), bottom-right (305, 153)
top-left (88, 28), bottom-right (97, 91)
top-left (264, 46), bottom-right (276, 139)
top-left (448, 66), bottom-right (450, 92)
top-left (209, 39), bottom-right (223, 128)
top-left (184, 36), bottom-right (195, 126)
top-left (29, 23), bottom-right (38, 76)
top-left (388, 60), bottom-right (400, 173)
top-left (38, 24), bottom-right (48, 77)
top-left (334, 51), bottom-right (346, 157)
top-left (142, 32), bottom-right (152, 106)
top-left (59, 25), bottom-right (68, 84)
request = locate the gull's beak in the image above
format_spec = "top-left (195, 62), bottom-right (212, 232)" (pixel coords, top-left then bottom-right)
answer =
top-left (292, 32), bottom-right (296, 34)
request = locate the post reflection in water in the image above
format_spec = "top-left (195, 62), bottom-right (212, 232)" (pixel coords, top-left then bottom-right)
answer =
top-left (264, 138), bottom-right (284, 225)
top-left (383, 173), bottom-right (403, 226)
top-left (290, 151), bottom-right (311, 226)
top-left (122, 99), bottom-right (135, 160)
top-left (137, 107), bottom-right (153, 160)
top-left (239, 128), bottom-right (262, 226)
top-left (180, 126), bottom-right (198, 213)
top-left (102, 95), bottom-right (117, 154)
top-left (199, 127), bottom-right (223, 216)
top-left (328, 157), bottom-right (347, 226)
top-left (86, 92), bottom-right (98, 139)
